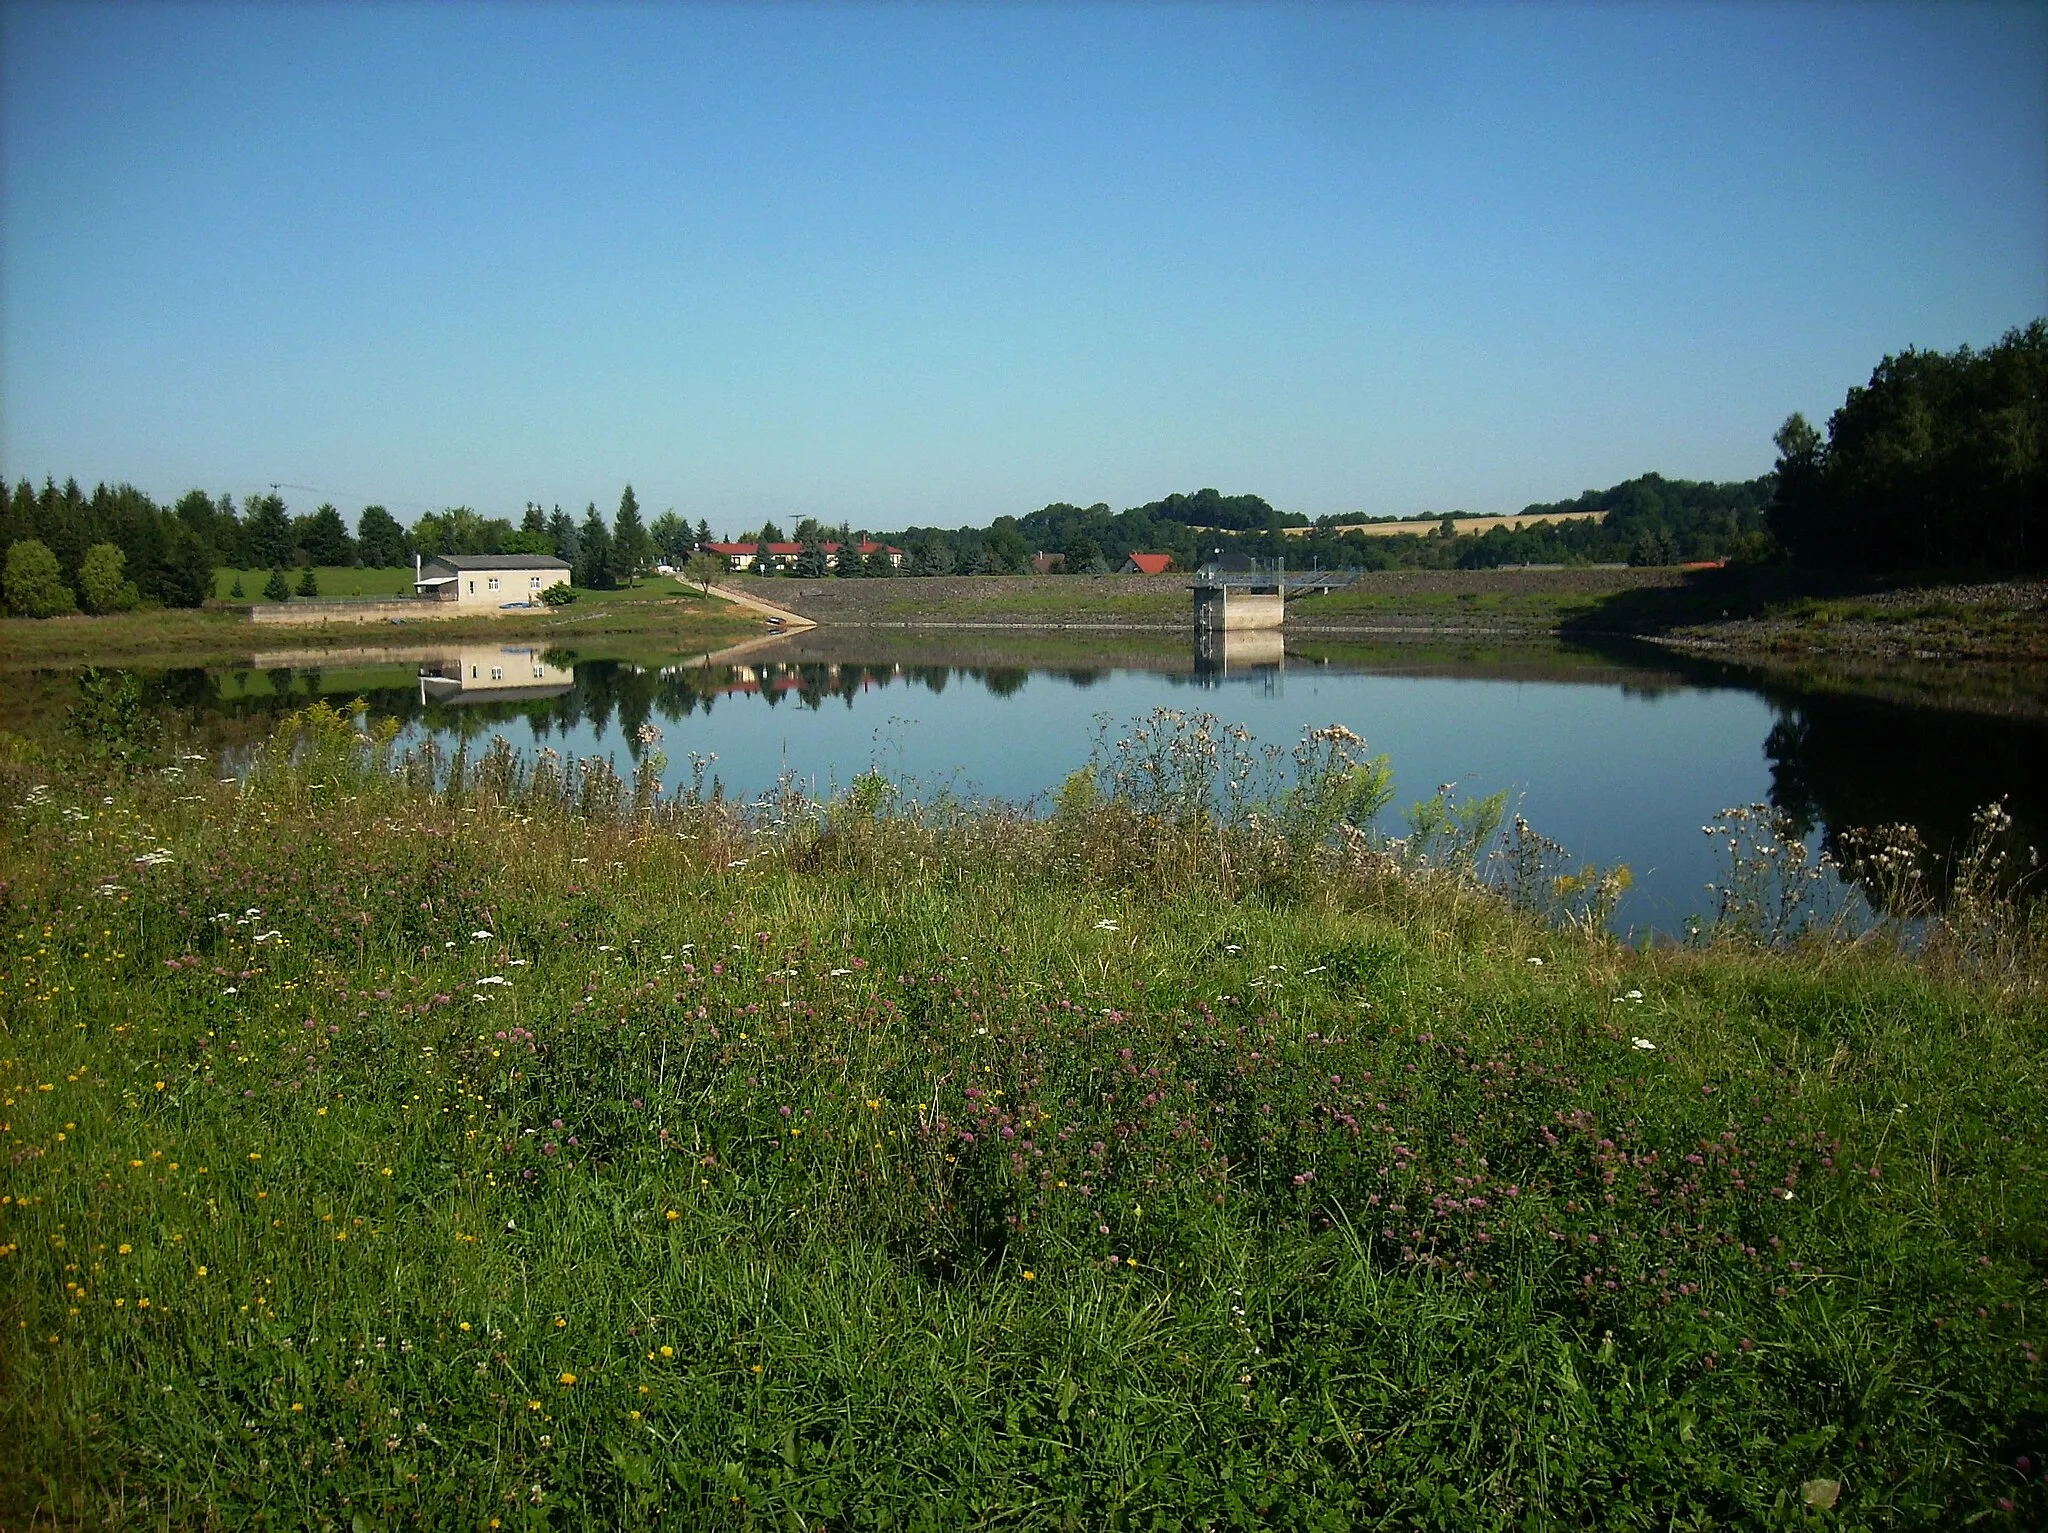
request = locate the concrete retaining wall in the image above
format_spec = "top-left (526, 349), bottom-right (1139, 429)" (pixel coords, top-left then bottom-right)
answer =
top-left (245, 599), bottom-right (459, 626)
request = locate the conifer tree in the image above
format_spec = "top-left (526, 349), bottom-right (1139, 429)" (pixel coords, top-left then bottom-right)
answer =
top-left (577, 504), bottom-right (615, 589)
top-left (612, 485), bottom-right (651, 585)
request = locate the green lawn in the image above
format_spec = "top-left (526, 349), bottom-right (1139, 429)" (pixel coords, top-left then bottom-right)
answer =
top-left (213, 566), bottom-right (419, 600)
top-left (2, 707), bottom-right (2042, 1527)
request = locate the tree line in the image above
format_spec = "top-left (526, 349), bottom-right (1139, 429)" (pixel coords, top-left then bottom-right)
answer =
top-left (1, 480), bottom-right (700, 615)
top-left (870, 477), bottom-right (1771, 576)
top-left (1769, 320), bottom-right (2045, 572)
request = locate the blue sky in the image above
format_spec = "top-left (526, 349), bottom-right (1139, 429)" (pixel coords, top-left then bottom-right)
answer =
top-left (2, 2), bottom-right (2043, 533)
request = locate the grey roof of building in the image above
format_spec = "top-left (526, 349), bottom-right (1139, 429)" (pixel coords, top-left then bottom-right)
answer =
top-left (421, 553), bottom-right (571, 571)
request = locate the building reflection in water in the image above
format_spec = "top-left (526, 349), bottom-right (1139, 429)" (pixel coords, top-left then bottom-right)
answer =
top-left (418, 648), bottom-right (574, 704)
top-left (1193, 627), bottom-right (1286, 688)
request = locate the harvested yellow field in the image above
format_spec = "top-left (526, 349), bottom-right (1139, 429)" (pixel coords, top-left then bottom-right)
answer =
top-left (1288, 509), bottom-right (1609, 537)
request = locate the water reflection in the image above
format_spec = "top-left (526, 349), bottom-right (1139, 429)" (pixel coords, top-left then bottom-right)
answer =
top-left (418, 646), bottom-right (574, 704)
top-left (1193, 626), bottom-right (1286, 680)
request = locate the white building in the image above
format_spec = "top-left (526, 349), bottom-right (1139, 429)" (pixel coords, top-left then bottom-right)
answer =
top-left (413, 553), bottom-right (572, 608)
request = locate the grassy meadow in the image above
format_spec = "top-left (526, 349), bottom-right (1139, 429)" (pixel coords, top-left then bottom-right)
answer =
top-left (1, 706), bottom-right (2044, 1528)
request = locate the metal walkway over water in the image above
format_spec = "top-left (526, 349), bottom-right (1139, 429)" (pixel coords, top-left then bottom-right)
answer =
top-left (1191, 562), bottom-right (1363, 598)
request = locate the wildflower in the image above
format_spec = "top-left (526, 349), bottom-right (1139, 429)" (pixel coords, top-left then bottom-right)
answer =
top-left (459, 1322), bottom-right (471, 1332)
top-left (1022, 1271), bottom-right (1036, 1282)
top-left (118, 1244), bottom-right (132, 1255)
top-left (195, 1266), bottom-right (207, 1277)
top-left (558, 1373), bottom-right (576, 1386)
top-left (472, 931), bottom-right (493, 941)
top-left (659, 1344), bottom-right (673, 1358)
top-left (1631, 1038), bottom-right (1657, 1052)
top-left (665, 1210), bottom-right (679, 1222)
top-left (527, 1400), bottom-right (541, 1411)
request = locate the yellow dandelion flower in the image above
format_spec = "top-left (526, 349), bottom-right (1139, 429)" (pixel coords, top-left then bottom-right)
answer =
top-left (558, 1372), bottom-right (576, 1386)
top-left (553, 1316), bottom-right (566, 1329)
top-left (526, 1399), bottom-right (541, 1411)
top-left (195, 1266), bottom-right (208, 1277)
top-left (1022, 1271), bottom-right (1036, 1281)
top-left (659, 1345), bottom-right (674, 1358)
top-left (750, 1364), bottom-right (762, 1375)
top-left (628, 1409), bottom-right (641, 1420)
top-left (665, 1209), bottom-right (679, 1221)
top-left (117, 1244), bottom-right (132, 1255)
top-left (459, 1321), bottom-right (471, 1332)
top-left (291, 1402), bottom-right (303, 1412)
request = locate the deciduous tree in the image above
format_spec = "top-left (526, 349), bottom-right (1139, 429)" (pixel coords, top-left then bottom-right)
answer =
top-left (78, 543), bottom-right (138, 613)
top-left (4, 538), bottom-right (76, 616)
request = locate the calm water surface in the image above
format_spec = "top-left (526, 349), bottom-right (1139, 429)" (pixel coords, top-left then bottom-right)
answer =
top-left (79, 631), bottom-right (2048, 936)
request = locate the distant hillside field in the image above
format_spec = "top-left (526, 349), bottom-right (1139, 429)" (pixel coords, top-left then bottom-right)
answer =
top-left (1298, 510), bottom-right (1611, 539)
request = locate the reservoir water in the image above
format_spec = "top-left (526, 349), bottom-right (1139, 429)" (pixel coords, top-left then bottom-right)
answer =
top-left (33, 630), bottom-right (2048, 936)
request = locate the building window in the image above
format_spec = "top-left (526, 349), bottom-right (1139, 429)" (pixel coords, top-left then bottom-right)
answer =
top-left (467, 580), bottom-right (475, 594)
top-left (470, 666), bottom-right (478, 678)
top-left (532, 666), bottom-right (545, 679)
top-left (488, 577), bottom-right (500, 592)
top-left (530, 575), bottom-right (542, 589)
top-left (491, 667), bottom-right (504, 680)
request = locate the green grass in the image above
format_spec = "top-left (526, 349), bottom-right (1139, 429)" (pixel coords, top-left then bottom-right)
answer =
top-left (1, 722), bottom-right (2044, 1528)
top-left (214, 566), bottom-right (421, 600)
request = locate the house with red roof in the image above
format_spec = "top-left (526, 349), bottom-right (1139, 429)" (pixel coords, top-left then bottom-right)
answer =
top-left (1120, 552), bottom-right (1174, 575)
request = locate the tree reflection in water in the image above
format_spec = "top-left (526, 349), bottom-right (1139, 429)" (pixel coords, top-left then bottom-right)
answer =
top-left (1763, 692), bottom-right (2047, 901)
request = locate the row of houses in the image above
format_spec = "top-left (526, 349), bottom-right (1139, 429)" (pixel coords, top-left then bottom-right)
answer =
top-left (702, 539), bottom-right (906, 573)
